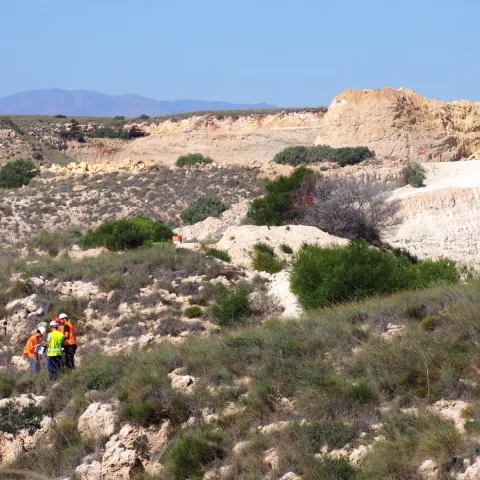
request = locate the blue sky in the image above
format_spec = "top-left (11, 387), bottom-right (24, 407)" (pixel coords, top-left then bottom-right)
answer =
top-left (0, 0), bottom-right (477, 106)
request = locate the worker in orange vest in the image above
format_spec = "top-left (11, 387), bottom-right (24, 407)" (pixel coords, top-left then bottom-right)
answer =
top-left (22, 326), bottom-right (47, 373)
top-left (58, 313), bottom-right (77, 370)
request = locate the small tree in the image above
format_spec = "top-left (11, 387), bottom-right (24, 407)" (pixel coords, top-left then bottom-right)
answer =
top-left (247, 166), bottom-right (313, 226)
top-left (180, 196), bottom-right (228, 225)
top-left (0, 159), bottom-right (40, 188)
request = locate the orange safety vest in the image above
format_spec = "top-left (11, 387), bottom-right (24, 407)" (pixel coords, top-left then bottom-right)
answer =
top-left (23, 333), bottom-right (41, 360)
top-left (60, 320), bottom-right (77, 346)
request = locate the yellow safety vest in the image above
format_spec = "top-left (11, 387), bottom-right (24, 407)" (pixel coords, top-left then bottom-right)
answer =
top-left (47, 331), bottom-right (65, 357)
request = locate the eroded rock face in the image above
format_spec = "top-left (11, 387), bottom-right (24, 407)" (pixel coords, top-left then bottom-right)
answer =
top-left (317, 87), bottom-right (480, 161)
top-left (4, 294), bottom-right (45, 345)
top-left (77, 403), bottom-right (117, 439)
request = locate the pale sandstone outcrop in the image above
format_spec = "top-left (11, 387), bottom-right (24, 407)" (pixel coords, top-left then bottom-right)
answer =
top-left (75, 460), bottom-right (101, 480)
top-left (216, 225), bottom-right (348, 269)
top-left (77, 403), bottom-right (117, 439)
top-left (318, 87), bottom-right (480, 161)
top-left (177, 199), bottom-right (250, 243)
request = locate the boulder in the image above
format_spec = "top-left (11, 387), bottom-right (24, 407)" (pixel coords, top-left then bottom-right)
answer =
top-left (56, 281), bottom-right (100, 299)
top-left (75, 460), bottom-right (101, 480)
top-left (77, 403), bottom-right (117, 439)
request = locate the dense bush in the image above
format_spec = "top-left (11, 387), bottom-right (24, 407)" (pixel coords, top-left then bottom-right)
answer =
top-left (176, 153), bottom-right (214, 167)
top-left (408, 163), bottom-right (426, 187)
top-left (247, 166), bottom-right (313, 225)
top-left (252, 242), bottom-right (285, 274)
top-left (274, 145), bottom-right (375, 167)
top-left (0, 159), bottom-right (40, 189)
top-left (83, 216), bottom-right (174, 251)
top-left (211, 285), bottom-right (251, 326)
top-left (180, 195), bottom-right (228, 225)
top-left (138, 114), bottom-right (150, 120)
top-left (280, 244), bottom-right (293, 254)
top-left (0, 402), bottom-right (47, 434)
top-left (54, 114), bottom-right (66, 118)
top-left (163, 431), bottom-right (224, 480)
top-left (291, 240), bottom-right (459, 309)
top-left (205, 248), bottom-right (231, 262)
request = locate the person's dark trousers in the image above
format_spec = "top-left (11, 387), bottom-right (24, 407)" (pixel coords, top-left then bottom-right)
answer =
top-left (48, 356), bottom-right (62, 380)
top-left (64, 345), bottom-right (77, 370)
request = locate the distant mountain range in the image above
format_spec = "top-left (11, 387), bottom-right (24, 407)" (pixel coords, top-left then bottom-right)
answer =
top-left (0, 89), bottom-right (275, 117)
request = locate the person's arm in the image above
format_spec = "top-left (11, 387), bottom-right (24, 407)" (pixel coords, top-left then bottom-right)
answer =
top-left (63, 324), bottom-right (70, 341)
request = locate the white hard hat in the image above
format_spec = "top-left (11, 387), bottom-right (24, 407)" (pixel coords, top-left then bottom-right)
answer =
top-left (59, 313), bottom-right (68, 320)
top-left (37, 326), bottom-right (46, 335)
top-left (50, 321), bottom-right (59, 327)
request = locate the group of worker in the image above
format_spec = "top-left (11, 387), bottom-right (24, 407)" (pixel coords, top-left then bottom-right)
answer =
top-left (22, 312), bottom-right (77, 381)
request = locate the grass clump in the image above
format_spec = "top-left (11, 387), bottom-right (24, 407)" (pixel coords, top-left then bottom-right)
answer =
top-left (184, 305), bottom-right (204, 318)
top-left (180, 195), bottom-right (228, 225)
top-left (205, 248), bottom-right (231, 262)
top-left (280, 244), bottom-right (293, 254)
top-left (0, 159), bottom-right (39, 189)
top-left (211, 285), bottom-right (251, 326)
top-left (274, 145), bottom-right (375, 167)
top-left (408, 163), bottom-right (426, 187)
top-left (247, 166), bottom-right (313, 225)
top-left (83, 216), bottom-right (174, 251)
top-left (291, 240), bottom-right (459, 309)
top-left (252, 242), bottom-right (285, 274)
top-left (176, 153), bottom-right (214, 167)
top-left (163, 431), bottom-right (224, 480)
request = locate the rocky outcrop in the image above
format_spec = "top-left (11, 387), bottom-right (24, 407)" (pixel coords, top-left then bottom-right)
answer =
top-left (216, 225), bottom-right (348, 269)
top-left (317, 87), bottom-right (480, 161)
top-left (77, 403), bottom-right (117, 439)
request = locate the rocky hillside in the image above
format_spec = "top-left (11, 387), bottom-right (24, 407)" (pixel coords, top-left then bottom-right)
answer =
top-left (317, 87), bottom-right (480, 161)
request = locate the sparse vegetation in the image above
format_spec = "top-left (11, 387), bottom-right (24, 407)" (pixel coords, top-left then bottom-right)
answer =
top-left (211, 285), bottom-right (251, 326)
top-left (83, 216), bottom-right (174, 251)
top-left (88, 126), bottom-right (146, 139)
top-left (176, 153), bottom-right (214, 167)
top-left (252, 242), bottom-right (285, 274)
top-left (180, 195), bottom-right (229, 225)
top-left (205, 248), bottom-right (231, 262)
top-left (0, 159), bottom-right (39, 189)
top-left (274, 145), bottom-right (375, 167)
top-left (0, 402), bottom-right (47, 434)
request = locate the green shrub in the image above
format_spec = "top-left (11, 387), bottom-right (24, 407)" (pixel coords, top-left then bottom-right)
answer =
top-left (88, 126), bottom-right (145, 139)
top-left (180, 196), bottom-right (228, 225)
top-left (163, 432), bottom-right (224, 480)
top-left (176, 153), bottom-right (214, 167)
top-left (0, 372), bottom-right (16, 398)
top-left (184, 305), bottom-right (204, 318)
top-left (291, 240), bottom-right (459, 310)
top-left (113, 115), bottom-right (125, 120)
top-left (252, 243), bottom-right (285, 274)
top-left (408, 163), bottom-right (426, 187)
top-left (274, 145), bottom-right (374, 167)
top-left (0, 159), bottom-right (40, 189)
top-left (247, 166), bottom-right (313, 226)
top-left (211, 286), bottom-right (251, 326)
top-left (205, 248), bottom-right (231, 262)
top-left (83, 216), bottom-right (174, 251)
top-left (138, 114), bottom-right (150, 120)
top-left (419, 315), bottom-right (440, 331)
top-left (313, 457), bottom-right (356, 479)
top-left (280, 244), bottom-right (293, 254)
top-left (54, 114), bottom-right (66, 118)
top-left (0, 402), bottom-right (47, 434)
